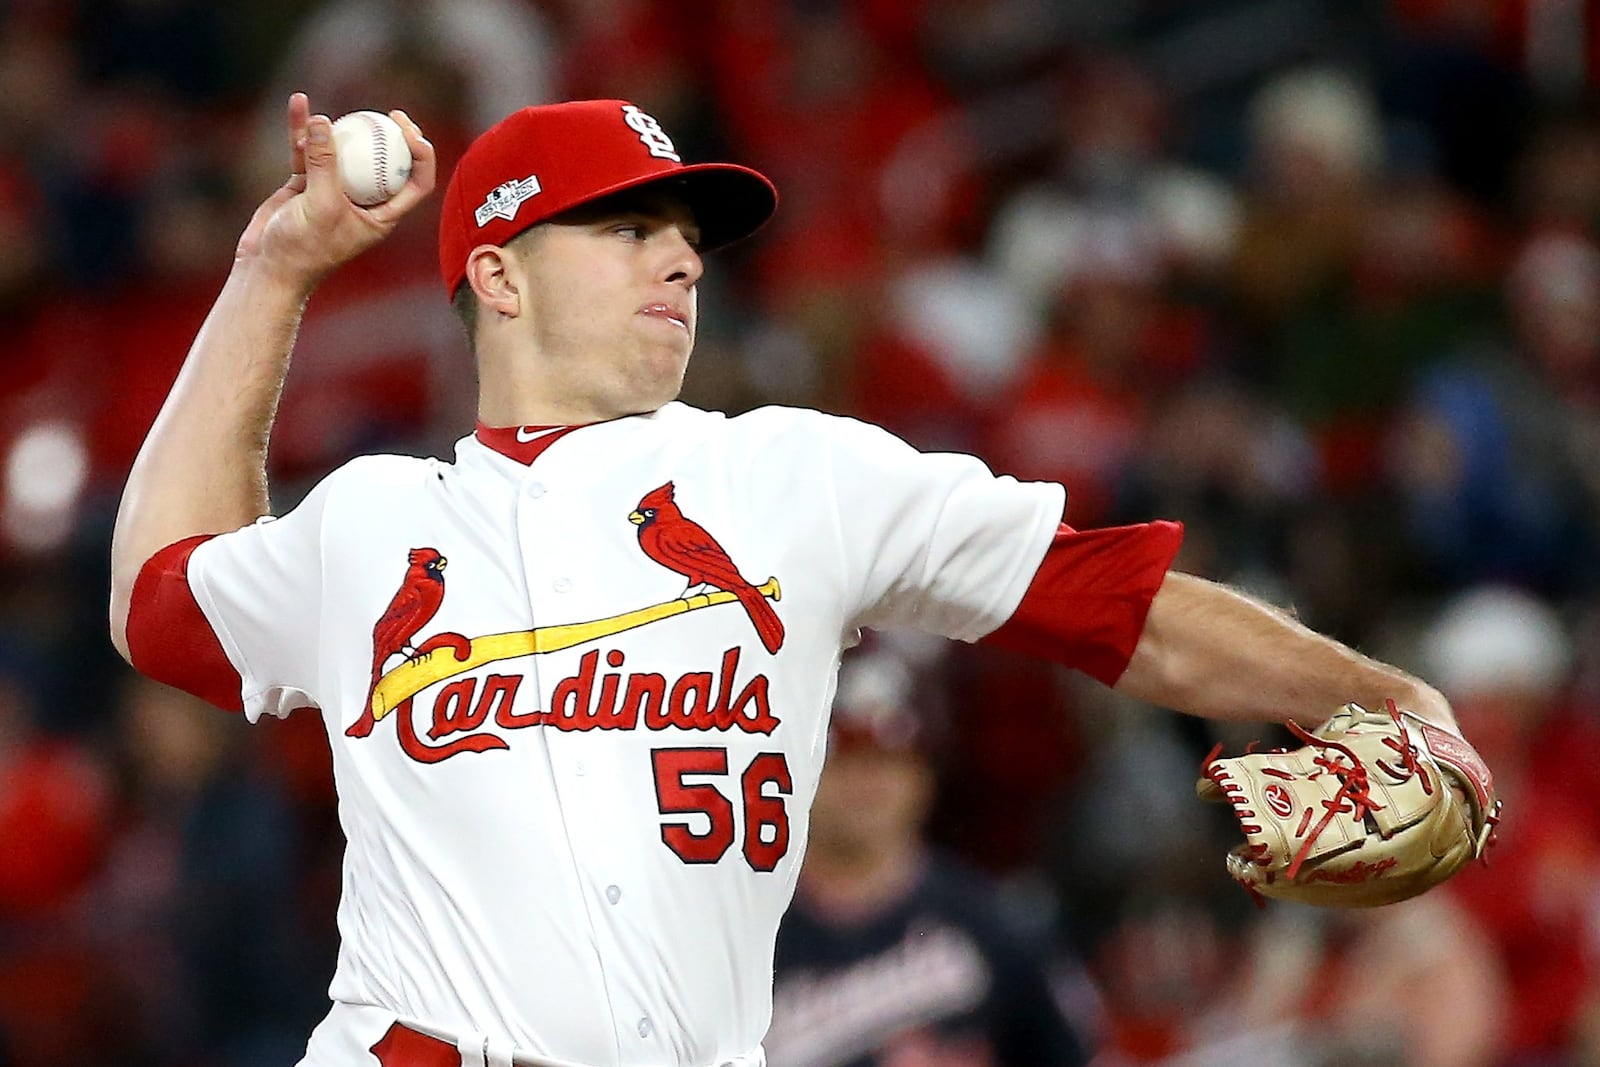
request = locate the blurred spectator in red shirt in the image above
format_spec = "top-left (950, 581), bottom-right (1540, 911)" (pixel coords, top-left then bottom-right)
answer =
top-left (0, 652), bottom-right (113, 1067)
top-left (1168, 892), bottom-right (1508, 1067)
top-left (1420, 583), bottom-right (1600, 1061)
top-left (982, 218), bottom-right (1179, 527)
top-left (0, 659), bottom-right (110, 919)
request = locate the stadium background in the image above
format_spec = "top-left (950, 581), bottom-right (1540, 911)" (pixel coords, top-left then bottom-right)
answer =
top-left (1, 0), bottom-right (1598, 1063)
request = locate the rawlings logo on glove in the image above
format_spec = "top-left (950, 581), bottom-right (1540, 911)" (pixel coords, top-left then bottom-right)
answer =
top-left (1197, 700), bottom-right (1501, 908)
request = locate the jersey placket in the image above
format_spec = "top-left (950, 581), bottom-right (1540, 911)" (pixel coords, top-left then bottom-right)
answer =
top-left (513, 465), bottom-right (672, 1062)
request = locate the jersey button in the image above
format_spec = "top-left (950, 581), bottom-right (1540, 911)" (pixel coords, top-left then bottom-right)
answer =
top-left (553, 577), bottom-right (572, 593)
top-left (606, 884), bottom-right (621, 904)
top-left (637, 1017), bottom-right (652, 1038)
top-left (526, 482), bottom-right (547, 499)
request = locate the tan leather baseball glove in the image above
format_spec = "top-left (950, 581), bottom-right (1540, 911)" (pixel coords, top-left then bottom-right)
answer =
top-left (1197, 700), bottom-right (1501, 907)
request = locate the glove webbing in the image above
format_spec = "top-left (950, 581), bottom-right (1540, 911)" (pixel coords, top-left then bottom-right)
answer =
top-left (1282, 700), bottom-right (1437, 879)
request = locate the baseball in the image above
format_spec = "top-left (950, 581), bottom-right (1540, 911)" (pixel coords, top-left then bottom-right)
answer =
top-left (331, 110), bottom-right (413, 206)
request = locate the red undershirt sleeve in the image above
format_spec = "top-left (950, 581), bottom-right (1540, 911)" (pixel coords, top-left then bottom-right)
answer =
top-left (125, 535), bottom-right (245, 712)
top-left (982, 520), bottom-right (1184, 686)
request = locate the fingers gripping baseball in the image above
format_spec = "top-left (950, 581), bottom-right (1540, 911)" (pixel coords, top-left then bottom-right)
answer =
top-left (236, 93), bottom-right (436, 287)
top-left (299, 113), bottom-right (354, 220)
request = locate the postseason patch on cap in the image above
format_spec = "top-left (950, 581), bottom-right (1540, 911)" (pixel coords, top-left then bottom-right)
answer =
top-left (475, 175), bottom-right (543, 227)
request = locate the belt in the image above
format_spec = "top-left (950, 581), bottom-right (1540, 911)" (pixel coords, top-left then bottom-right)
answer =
top-left (372, 1023), bottom-right (468, 1067)
top-left (371, 1022), bottom-right (523, 1067)
top-left (368, 1019), bottom-right (767, 1067)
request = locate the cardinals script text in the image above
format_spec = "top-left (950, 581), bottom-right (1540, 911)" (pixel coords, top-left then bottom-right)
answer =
top-left (379, 644), bottom-right (779, 764)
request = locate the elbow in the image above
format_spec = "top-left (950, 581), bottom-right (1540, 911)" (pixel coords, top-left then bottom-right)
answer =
top-left (108, 536), bottom-right (153, 666)
top-left (1110, 573), bottom-right (1193, 708)
top-left (108, 575), bottom-right (134, 664)
top-left (108, 523), bottom-right (158, 666)
top-left (108, 523), bottom-right (139, 664)
top-left (1113, 626), bottom-right (1191, 710)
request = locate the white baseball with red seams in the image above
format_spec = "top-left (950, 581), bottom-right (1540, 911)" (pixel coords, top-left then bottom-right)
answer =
top-left (181, 403), bottom-right (1064, 1066)
top-left (332, 110), bottom-right (412, 206)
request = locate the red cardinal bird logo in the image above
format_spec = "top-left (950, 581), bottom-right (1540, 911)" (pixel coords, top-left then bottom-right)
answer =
top-left (347, 547), bottom-right (448, 737)
top-left (630, 482), bottom-right (784, 654)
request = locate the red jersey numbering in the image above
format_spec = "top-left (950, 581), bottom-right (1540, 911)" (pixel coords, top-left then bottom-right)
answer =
top-left (653, 748), bottom-right (794, 872)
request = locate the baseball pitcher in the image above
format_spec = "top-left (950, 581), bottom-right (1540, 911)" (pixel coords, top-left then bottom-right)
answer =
top-left (109, 93), bottom-right (1497, 1067)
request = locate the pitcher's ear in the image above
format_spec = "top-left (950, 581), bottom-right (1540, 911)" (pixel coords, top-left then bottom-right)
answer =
top-left (465, 244), bottom-right (521, 319)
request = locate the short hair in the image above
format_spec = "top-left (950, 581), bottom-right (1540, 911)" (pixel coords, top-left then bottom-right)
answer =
top-left (450, 280), bottom-right (478, 351)
top-left (448, 227), bottom-right (543, 354)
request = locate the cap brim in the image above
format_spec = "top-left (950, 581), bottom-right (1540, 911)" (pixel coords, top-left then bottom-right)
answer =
top-left (558, 163), bottom-right (778, 253)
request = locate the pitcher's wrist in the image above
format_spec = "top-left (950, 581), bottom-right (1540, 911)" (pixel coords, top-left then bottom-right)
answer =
top-left (229, 251), bottom-right (321, 309)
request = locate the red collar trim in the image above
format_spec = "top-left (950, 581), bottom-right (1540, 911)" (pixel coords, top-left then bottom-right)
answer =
top-left (474, 421), bottom-right (584, 465)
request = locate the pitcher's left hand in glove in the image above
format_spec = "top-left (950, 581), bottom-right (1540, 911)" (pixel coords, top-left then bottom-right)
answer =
top-left (1197, 700), bottom-right (1501, 907)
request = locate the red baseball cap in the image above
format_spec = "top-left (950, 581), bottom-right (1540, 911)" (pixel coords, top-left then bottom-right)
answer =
top-left (438, 99), bottom-right (778, 296)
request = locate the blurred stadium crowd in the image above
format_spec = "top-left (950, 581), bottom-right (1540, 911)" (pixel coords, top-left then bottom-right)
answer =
top-left (2, 0), bottom-right (1600, 1064)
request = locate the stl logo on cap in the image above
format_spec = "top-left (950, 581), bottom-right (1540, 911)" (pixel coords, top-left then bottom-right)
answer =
top-left (474, 174), bottom-right (544, 228)
top-left (622, 105), bottom-right (680, 162)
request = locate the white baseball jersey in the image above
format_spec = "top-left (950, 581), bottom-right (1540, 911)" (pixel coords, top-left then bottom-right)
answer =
top-left (180, 402), bottom-right (1064, 1067)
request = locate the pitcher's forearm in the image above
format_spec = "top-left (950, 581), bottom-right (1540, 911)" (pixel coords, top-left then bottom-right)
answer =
top-left (109, 259), bottom-right (311, 651)
top-left (1115, 572), bottom-right (1457, 731)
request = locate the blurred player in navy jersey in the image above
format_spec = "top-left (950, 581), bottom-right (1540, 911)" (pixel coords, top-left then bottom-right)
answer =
top-left (765, 646), bottom-right (1092, 1067)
